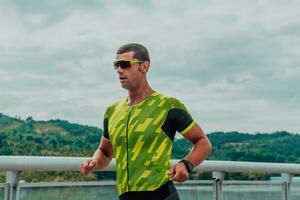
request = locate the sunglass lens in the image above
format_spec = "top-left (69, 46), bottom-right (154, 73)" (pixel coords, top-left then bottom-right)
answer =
top-left (114, 61), bottom-right (130, 69)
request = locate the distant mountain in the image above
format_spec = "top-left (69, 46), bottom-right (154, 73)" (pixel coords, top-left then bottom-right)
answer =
top-left (0, 113), bottom-right (104, 182)
top-left (1, 112), bottom-right (299, 181)
top-left (0, 113), bottom-right (101, 156)
top-left (0, 113), bottom-right (100, 136)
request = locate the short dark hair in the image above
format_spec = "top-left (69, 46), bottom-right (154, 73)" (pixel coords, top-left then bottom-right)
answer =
top-left (117, 43), bottom-right (150, 62)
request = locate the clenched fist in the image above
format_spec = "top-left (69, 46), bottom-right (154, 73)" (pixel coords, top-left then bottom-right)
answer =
top-left (80, 159), bottom-right (99, 175)
top-left (168, 162), bottom-right (189, 182)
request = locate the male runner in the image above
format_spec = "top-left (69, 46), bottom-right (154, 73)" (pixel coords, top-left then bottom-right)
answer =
top-left (80, 43), bottom-right (212, 200)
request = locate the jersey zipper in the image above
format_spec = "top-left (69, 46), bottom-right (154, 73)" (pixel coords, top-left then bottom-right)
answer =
top-left (125, 107), bottom-right (133, 191)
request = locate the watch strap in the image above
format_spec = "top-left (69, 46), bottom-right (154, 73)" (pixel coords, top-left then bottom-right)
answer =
top-left (179, 159), bottom-right (193, 173)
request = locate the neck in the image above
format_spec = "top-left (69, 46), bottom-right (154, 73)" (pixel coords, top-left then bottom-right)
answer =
top-left (127, 81), bottom-right (154, 106)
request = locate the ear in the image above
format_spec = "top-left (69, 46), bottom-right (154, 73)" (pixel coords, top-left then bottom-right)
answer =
top-left (140, 61), bottom-right (150, 73)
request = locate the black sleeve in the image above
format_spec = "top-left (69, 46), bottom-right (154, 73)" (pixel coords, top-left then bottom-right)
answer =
top-left (161, 108), bottom-right (194, 141)
top-left (102, 117), bottom-right (110, 140)
top-left (170, 108), bottom-right (194, 132)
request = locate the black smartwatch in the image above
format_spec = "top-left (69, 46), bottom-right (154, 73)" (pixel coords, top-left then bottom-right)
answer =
top-left (179, 159), bottom-right (193, 173)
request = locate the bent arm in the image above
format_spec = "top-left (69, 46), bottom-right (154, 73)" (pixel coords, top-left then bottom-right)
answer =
top-left (183, 123), bottom-right (212, 167)
top-left (92, 137), bottom-right (114, 170)
top-left (169, 123), bottom-right (211, 182)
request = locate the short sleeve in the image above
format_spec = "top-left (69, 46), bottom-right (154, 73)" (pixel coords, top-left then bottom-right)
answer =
top-left (102, 108), bottom-right (110, 141)
top-left (169, 98), bottom-right (195, 135)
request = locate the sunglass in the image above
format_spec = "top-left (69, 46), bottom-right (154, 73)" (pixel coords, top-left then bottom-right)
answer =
top-left (113, 59), bottom-right (144, 69)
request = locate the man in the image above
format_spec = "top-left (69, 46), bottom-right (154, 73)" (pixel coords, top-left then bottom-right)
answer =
top-left (80, 43), bottom-right (212, 200)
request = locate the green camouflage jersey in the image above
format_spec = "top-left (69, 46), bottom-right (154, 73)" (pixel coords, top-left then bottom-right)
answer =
top-left (102, 91), bottom-right (195, 196)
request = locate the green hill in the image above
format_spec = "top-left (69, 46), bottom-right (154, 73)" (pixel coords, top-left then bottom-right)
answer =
top-left (0, 112), bottom-right (299, 182)
top-left (0, 113), bottom-right (101, 156)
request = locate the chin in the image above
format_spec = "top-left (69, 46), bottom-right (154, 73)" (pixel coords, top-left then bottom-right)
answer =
top-left (121, 84), bottom-right (129, 90)
top-left (121, 84), bottom-right (135, 91)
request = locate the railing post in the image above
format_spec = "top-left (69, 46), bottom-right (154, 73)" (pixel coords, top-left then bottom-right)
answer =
top-left (5, 171), bottom-right (21, 200)
top-left (281, 173), bottom-right (293, 200)
top-left (212, 171), bottom-right (225, 200)
top-left (4, 183), bottom-right (10, 200)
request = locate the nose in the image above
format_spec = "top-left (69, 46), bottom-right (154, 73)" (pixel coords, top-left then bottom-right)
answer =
top-left (116, 66), bottom-right (124, 74)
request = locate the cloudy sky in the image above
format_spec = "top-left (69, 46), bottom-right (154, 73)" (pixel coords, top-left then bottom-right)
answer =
top-left (1, 0), bottom-right (299, 133)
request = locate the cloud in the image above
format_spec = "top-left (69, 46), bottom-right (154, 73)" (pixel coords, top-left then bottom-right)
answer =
top-left (0, 0), bottom-right (299, 133)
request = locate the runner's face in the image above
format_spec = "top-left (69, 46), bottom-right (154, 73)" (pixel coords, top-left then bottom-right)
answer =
top-left (115, 51), bottom-right (142, 90)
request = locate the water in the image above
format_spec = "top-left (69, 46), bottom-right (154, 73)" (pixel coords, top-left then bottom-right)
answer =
top-left (0, 183), bottom-right (6, 200)
top-left (19, 185), bottom-right (118, 200)
top-left (1, 180), bottom-right (300, 200)
top-left (176, 183), bottom-right (213, 200)
top-left (223, 183), bottom-right (282, 200)
top-left (0, 189), bottom-right (3, 200)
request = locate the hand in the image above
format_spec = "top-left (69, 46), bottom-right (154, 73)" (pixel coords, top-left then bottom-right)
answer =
top-left (168, 162), bottom-right (189, 182)
top-left (80, 159), bottom-right (99, 175)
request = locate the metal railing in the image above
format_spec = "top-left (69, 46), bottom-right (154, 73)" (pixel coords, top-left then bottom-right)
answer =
top-left (0, 156), bottom-right (300, 200)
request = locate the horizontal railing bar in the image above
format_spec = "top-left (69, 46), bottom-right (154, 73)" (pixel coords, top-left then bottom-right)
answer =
top-left (22, 180), bottom-right (216, 187)
top-left (0, 183), bottom-right (7, 188)
top-left (1, 156), bottom-right (300, 174)
top-left (16, 181), bottom-right (286, 193)
top-left (5, 180), bottom-right (287, 188)
top-left (219, 180), bottom-right (283, 185)
top-left (174, 180), bottom-right (284, 185)
top-left (184, 180), bottom-right (283, 185)
top-left (19, 180), bottom-right (117, 187)
top-left (19, 180), bottom-right (214, 188)
top-left (0, 156), bottom-right (87, 171)
top-left (190, 160), bottom-right (300, 174)
top-left (174, 180), bottom-right (213, 185)
top-left (13, 180), bottom-right (285, 188)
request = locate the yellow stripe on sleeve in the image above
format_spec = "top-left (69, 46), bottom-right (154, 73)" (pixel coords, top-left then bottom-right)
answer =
top-left (180, 121), bottom-right (196, 135)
